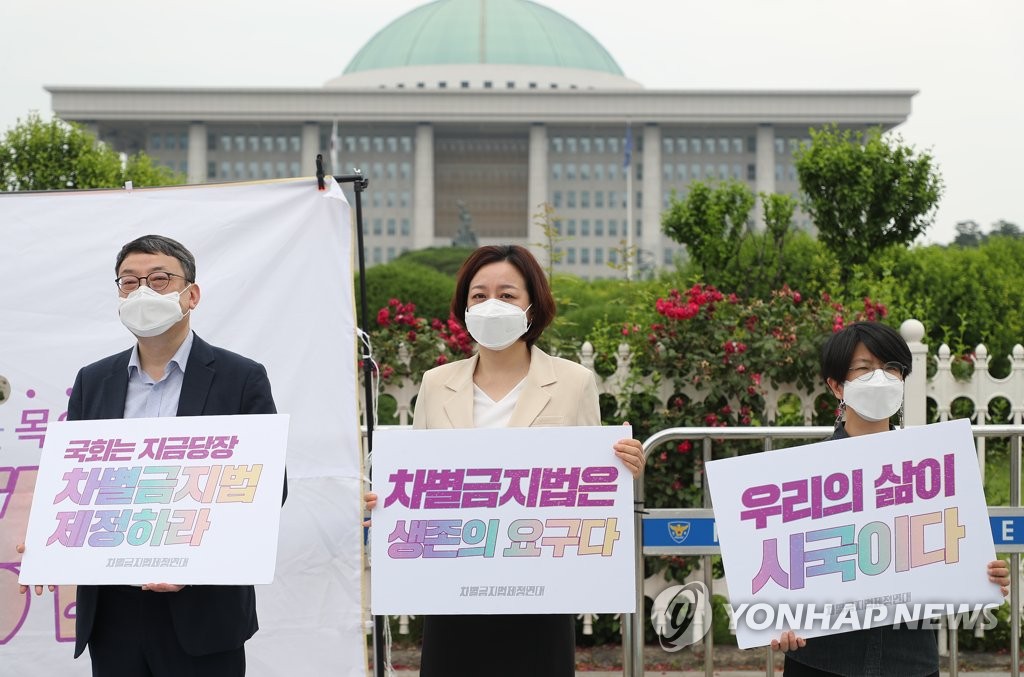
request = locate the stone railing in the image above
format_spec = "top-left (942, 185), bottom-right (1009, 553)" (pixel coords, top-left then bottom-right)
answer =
top-left (369, 319), bottom-right (1024, 434)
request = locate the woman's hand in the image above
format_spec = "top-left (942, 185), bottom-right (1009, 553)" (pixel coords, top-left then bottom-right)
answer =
top-left (363, 492), bottom-right (378, 528)
top-left (989, 559), bottom-right (1011, 597)
top-left (614, 424), bottom-right (645, 479)
top-left (770, 630), bottom-right (806, 652)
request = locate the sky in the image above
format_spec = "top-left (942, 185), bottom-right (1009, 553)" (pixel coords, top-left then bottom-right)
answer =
top-left (1, 0), bottom-right (1021, 245)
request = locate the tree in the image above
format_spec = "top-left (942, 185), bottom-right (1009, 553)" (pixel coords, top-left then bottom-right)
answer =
top-left (0, 112), bottom-right (183, 191)
top-left (991, 219), bottom-right (1021, 238)
top-left (661, 180), bottom-right (755, 279)
top-left (795, 125), bottom-right (943, 281)
top-left (953, 220), bottom-right (984, 247)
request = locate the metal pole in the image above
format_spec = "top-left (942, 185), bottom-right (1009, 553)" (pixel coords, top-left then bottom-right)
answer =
top-left (763, 436), bottom-right (775, 677)
top-left (629, 441), bottom-right (651, 677)
top-left (1012, 433), bottom-right (1021, 677)
top-left (335, 171), bottom-right (385, 677)
top-left (949, 614), bottom-right (958, 677)
top-left (703, 436), bottom-right (714, 677)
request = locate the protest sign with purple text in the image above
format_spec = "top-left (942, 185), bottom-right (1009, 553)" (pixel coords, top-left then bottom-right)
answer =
top-left (19, 414), bottom-right (288, 585)
top-left (371, 426), bottom-right (635, 614)
top-left (706, 418), bottom-right (1003, 649)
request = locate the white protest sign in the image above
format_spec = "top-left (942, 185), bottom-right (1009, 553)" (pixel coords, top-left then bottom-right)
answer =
top-left (19, 414), bottom-right (288, 585)
top-left (706, 418), bottom-right (1003, 649)
top-left (371, 426), bottom-right (635, 614)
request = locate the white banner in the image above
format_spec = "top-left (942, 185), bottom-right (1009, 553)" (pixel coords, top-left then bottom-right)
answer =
top-left (0, 179), bottom-right (364, 675)
top-left (371, 427), bottom-right (636, 615)
top-left (706, 419), bottom-right (1003, 649)
top-left (20, 415), bottom-right (289, 585)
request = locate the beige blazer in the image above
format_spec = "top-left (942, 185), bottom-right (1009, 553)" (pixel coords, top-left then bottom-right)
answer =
top-left (412, 345), bottom-right (601, 429)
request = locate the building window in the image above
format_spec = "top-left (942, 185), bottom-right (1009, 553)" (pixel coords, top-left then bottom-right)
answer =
top-left (594, 138), bottom-right (605, 153)
top-left (663, 163), bottom-right (673, 181)
top-left (609, 248), bottom-right (618, 264)
top-left (581, 191), bottom-right (590, 208)
top-left (705, 164), bottom-right (715, 179)
top-left (386, 137), bottom-right (398, 153)
top-left (567, 248), bottom-right (576, 264)
top-left (594, 164), bottom-right (604, 181)
top-left (401, 136), bottom-right (412, 153)
top-left (248, 161), bottom-right (259, 178)
top-left (789, 138), bottom-right (800, 153)
top-left (386, 191), bottom-right (395, 207)
top-left (581, 247), bottom-right (590, 264)
top-left (276, 162), bottom-right (286, 178)
top-left (609, 219), bottom-right (618, 237)
top-left (677, 164), bottom-right (687, 181)
top-left (580, 163), bottom-right (590, 180)
top-left (595, 191), bottom-right (604, 208)
top-left (400, 219), bottom-right (410, 236)
top-left (635, 163), bottom-right (643, 180)
top-left (371, 192), bottom-right (381, 208)
top-left (608, 137), bottom-right (619, 154)
top-left (733, 138), bottom-right (743, 154)
top-left (386, 247), bottom-right (396, 261)
top-left (551, 137), bottom-right (563, 153)
top-left (553, 191), bottom-right (562, 208)
top-left (787, 165), bottom-right (797, 182)
top-left (747, 164), bottom-right (756, 181)
top-left (665, 248), bottom-right (675, 266)
top-left (506, 81), bottom-right (515, 89)
top-left (692, 138), bottom-right (702, 154)
top-left (677, 137), bottom-right (688, 154)
top-left (247, 136), bottom-right (258, 152)
top-left (636, 191), bottom-right (643, 208)
top-left (221, 161), bottom-right (231, 178)
top-left (581, 219), bottom-right (590, 236)
top-left (372, 219), bottom-right (382, 235)
top-left (567, 219), bottom-right (577, 236)
top-left (595, 219), bottom-right (604, 236)
top-left (372, 248), bottom-right (382, 264)
top-left (636, 220), bottom-right (642, 237)
top-left (608, 190), bottom-right (617, 209)
top-left (552, 163), bottom-right (562, 180)
top-left (150, 133), bottom-right (162, 150)
top-left (719, 138), bottom-right (729, 154)
top-left (663, 138), bottom-right (673, 155)
top-left (166, 134), bottom-right (177, 150)
top-left (775, 164), bottom-right (783, 181)
top-left (290, 162), bottom-right (300, 176)
top-left (387, 163), bottom-right (397, 179)
top-left (400, 162), bottom-right (411, 180)
top-left (483, 81), bottom-right (493, 89)
top-left (263, 162), bottom-right (273, 179)
top-left (691, 164), bottom-right (701, 180)
top-left (566, 163), bottom-right (576, 180)
top-left (567, 191), bottom-right (577, 208)
top-left (580, 137), bottom-right (591, 154)
top-left (566, 137), bottom-right (577, 154)
top-left (387, 219), bottom-right (396, 235)
top-left (775, 138), bottom-right (785, 155)
top-left (373, 137), bottom-right (384, 153)
top-left (732, 164), bottom-right (742, 180)
top-left (400, 191), bottom-right (410, 208)
top-left (719, 164), bottom-right (729, 180)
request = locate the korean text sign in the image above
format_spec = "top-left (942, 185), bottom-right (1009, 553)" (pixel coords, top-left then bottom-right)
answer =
top-left (371, 426), bottom-right (635, 614)
top-left (19, 414), bottom-right (289, 585)
top-left (706, 418), bottom-right (1002, 648)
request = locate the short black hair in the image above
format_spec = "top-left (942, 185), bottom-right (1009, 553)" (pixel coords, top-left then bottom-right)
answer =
top-left (115, 235), bottom-right (196, 282)
top-left (821, 322), bottom-right (912, 385)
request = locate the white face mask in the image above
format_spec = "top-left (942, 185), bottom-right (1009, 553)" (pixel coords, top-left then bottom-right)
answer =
top-left (465, 298), bottom-right (531, 351)
top-left (118, 284), bottom-right (192, 338)
top-left (842, 369), bottom-right (904, 422)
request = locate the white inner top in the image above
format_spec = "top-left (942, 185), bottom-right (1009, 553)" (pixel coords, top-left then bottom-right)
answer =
top-left (472, 378), bottom-right (527, 428)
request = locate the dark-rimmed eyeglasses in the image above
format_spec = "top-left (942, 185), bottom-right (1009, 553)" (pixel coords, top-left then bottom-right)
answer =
top-left (115, 272), bottom-right (191, 293)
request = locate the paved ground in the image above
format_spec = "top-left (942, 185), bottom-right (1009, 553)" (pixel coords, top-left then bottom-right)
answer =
top-left (374, 643), bottom-right (1021, 675)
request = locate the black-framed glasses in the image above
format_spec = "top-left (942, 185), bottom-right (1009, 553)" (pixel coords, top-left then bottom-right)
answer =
top-left (847, 361), bottom-right (907, 382)
top-left (115, 272), bottom-right (190, 293)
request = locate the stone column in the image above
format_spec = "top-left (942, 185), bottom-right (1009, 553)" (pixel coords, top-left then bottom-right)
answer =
top-left (187, 122), bottom-right (207, 184)
top-left (527, 123), bottom-right (549, 267)
top-left (413, 123), bottom-right (435, 249)
top-left (641, 123), bottom-right (662, 271)
top-left (300, 122), bottom-right (321, 177)
top-left (901, 319), bottom-right (928, 427)
top-left (754, 123), bottom-right (776, 231)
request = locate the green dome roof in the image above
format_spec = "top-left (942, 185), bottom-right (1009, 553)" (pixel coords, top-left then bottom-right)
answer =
top-left (344, 0), bottom-right (624, 76)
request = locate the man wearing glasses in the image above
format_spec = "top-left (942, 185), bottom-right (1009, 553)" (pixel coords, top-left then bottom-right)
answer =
top-left (20, 234), bottom-right (283, 676)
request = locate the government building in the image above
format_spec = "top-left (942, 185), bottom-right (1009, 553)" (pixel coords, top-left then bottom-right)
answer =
top-left (48, 0), bottom-right (914, 276)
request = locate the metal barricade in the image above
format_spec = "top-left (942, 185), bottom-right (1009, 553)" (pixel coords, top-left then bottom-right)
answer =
top-left (622, 425), bottom-right (1024, 677)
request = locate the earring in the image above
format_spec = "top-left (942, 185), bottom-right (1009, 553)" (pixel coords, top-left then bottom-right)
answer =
top-left (834, 401), bottom-right (846, 428)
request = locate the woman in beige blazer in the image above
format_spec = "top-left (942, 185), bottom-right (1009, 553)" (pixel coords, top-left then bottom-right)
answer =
top-left (366, 245), bottom-right (643, 677)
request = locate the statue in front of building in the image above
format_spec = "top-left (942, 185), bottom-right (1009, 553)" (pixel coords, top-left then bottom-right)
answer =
top-left (452, 200), bottom-right (479, 248)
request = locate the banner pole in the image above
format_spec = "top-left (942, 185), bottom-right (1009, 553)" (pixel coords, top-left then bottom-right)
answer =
top-left (332, 169), bottom-right (385, 677)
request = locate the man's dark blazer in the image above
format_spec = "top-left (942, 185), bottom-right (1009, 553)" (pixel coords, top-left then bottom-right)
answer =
top-left (67, 333), bottom-right (286, 658)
